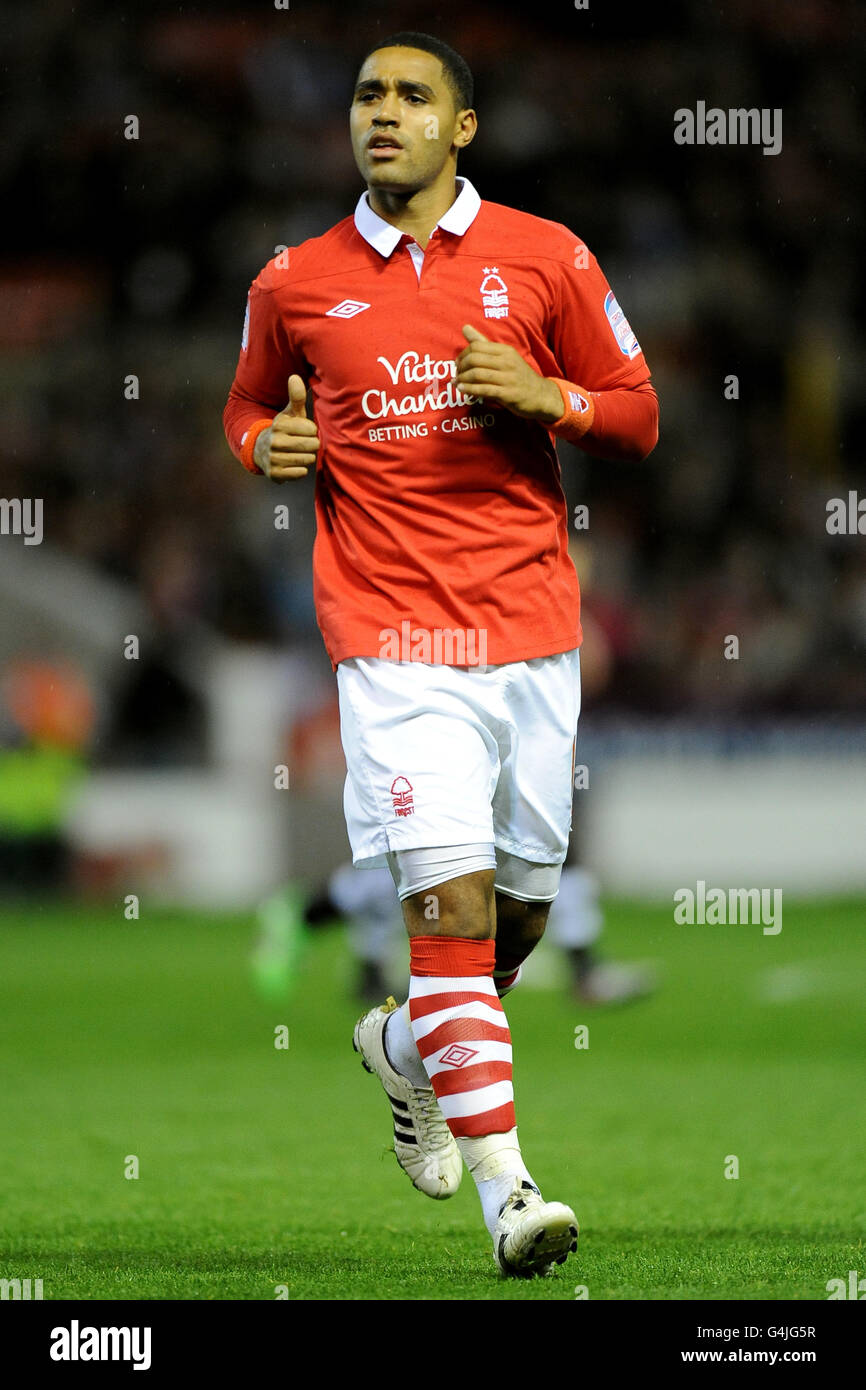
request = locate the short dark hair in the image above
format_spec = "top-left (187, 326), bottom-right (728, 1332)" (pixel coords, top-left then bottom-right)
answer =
top-left (358, 31), bottom-right (474, 113)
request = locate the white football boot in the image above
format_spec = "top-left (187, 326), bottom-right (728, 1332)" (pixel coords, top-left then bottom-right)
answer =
top-left (352, 996), bottom-right (463, 1200)
top-left (493, 1178), bottom-right (579, 1277)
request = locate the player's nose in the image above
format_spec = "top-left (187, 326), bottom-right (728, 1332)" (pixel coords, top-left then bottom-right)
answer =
top-left (371, 91), bottom-right (401, 123)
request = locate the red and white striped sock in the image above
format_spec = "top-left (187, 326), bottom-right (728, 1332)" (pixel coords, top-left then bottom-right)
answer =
top-left (409, 935), bottom-right (534, 1235)
top-left (409, 935), bottom-right (513, 1135)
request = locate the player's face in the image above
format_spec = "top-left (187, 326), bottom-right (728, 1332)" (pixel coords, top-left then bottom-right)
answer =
top-left (350, 47), bottom-right (468, 193)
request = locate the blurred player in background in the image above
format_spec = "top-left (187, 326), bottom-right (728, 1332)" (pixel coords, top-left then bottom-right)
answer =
top-left (224, 32), bottom-right (657, 1276)
top-left (0, 658), bottom-right (94, 895)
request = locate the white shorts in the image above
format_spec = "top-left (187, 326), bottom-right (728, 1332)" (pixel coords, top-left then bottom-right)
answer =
top-left (336, 650), bottom-right (581, 869)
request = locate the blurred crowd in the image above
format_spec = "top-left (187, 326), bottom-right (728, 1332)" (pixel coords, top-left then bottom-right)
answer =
top-left (2, 0), bottom-right (864, 729)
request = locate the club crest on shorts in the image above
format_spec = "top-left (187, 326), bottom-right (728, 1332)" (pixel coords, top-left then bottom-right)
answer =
top-left (390, 775), bottom-right (414, 817)
top-left (480, 266), bottom-right (509, 320)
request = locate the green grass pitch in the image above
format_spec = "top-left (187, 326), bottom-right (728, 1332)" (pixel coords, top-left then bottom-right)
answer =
top-left (1, 897), bottom-right (864, 1300)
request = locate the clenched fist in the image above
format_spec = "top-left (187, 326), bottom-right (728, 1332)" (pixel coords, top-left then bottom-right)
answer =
top-left (254, 375), bottom-right (320, 482)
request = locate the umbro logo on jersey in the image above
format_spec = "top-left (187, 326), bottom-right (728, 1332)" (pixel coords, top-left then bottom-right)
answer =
top-left (326, 298), bottom-right (371, 318)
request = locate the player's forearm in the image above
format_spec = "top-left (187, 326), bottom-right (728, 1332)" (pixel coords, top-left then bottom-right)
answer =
top-left (223, 387), bottom-right (275, 475)
top-left (547, 378), bottom-right (659, 463)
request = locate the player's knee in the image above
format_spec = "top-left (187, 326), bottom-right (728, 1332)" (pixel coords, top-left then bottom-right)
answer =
top-left (401, 870), bottom-right (496, 938)
top-left (495, 893), bottom-right (550, 951)
top-left (386, 845), bottom-right (497, 938)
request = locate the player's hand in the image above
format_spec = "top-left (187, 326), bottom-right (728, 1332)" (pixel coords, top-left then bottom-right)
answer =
top-left (454, 325), bottom-right (564, 424)
top-left (255, 375), bottom-right (320, 481)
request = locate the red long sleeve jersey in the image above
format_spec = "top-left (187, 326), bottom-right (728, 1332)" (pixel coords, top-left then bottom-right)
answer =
top-left (224, 177), bottom-right (657, 670)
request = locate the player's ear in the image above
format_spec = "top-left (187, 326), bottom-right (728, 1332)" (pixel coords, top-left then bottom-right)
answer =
top-left (453, 110), bottom-right (477, 149)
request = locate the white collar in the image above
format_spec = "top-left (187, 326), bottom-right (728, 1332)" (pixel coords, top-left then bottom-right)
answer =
top-left (353, 176), bottom-right (481, 257)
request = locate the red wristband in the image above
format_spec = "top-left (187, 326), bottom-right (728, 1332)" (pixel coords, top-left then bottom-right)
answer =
top-left (239, 417), bottom-right (275, 475)
top-left (548, 379), bottom-right (596, 442)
